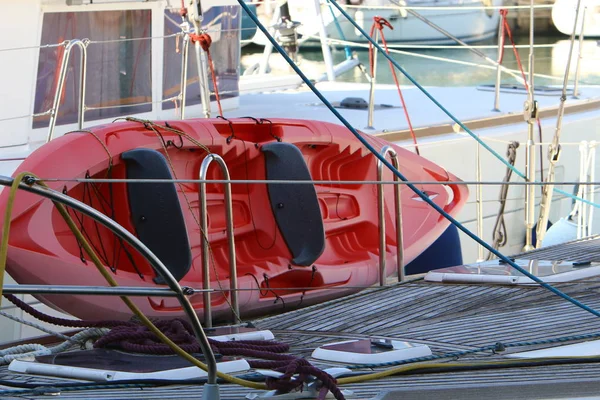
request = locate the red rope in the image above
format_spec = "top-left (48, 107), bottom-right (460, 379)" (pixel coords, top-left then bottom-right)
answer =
top-left (369, 17), bottom-right (420, 155)
top-left (179, 0), bottom-right (187, 18)
top-left (499, 10), bottom-right (544, 181)
top-left (501, 10), bottom-right (528, 91)
top-left (190, 32), bottom-right (223, 117)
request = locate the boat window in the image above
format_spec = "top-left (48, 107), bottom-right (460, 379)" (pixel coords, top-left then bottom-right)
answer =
top-left (162, 6), bottom-right (240, 110)
top-left (33, 10), bottom-right (152, 128)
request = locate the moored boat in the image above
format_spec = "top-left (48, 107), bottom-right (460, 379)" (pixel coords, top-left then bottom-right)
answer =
top-left (552, 0), bottom-right (600, 37)
top-left (251, 0), bottom-right (503, 48)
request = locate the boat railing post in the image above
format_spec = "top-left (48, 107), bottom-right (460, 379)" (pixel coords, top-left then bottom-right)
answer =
top-left (0, 176), bottom-right (219, 386)
top-left (367, 30), bottom-right (379, 129)
top-left (587, 142), bottom-right (597, 236)
top-left (523, 0), bottom-right (537, 251)
top-left (573, 7), bottom-right (587, 99)
top-left (198, 154), bottom-right (240, 327)
top-left (312, 0), bottom-right (335, 81)
top-left (476, 138), bottom-right (485, 261)
top-left (574, 141), bottom-right (597, 238)
top-left (493, 15), bottom-right (504, 112)
top-left (179, 30), bottom-right (191, 119)
top-left (188, 0), bottom-right (211, 118)
top-left (377, 146), bottom-right (405, 284)
top-left (47, 39), bottom-right (89, 143)
top-left (77, 39), bottom-right (88, 130)
top-left (258, 8), bottom-right (281, 75)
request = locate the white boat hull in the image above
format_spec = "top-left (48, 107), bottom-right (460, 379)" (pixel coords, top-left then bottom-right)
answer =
top-left (253, 0), bottom-right (502, 46)
top-left (552, 0), bottom-right (600, 37)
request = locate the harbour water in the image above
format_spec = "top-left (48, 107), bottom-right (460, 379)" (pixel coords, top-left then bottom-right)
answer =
top-left (241, 35), bottom-right (600, 87)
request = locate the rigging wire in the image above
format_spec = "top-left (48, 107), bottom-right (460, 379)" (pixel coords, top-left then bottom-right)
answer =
top-left (239, 0), bottom-right (600, 320)
top-left (324, 1), bottom-right (600, 210)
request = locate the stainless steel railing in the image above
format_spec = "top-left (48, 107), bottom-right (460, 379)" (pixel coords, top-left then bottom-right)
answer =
top-left (377, 146), bottom-right (405, 285)
top-left (198, 154), bottom-right (240, 328)
top-left (47, 39), bottom-right (89, 143)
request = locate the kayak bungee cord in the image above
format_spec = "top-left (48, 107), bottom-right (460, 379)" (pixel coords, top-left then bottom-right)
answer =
top-left (237, 0), bottom-right (600, 319)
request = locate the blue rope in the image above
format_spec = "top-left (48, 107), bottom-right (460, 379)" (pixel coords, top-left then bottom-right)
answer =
top-left (237, 0), bottom-right (600, 319)
top-left (555, 187), bottom-right (599, 208)
top-left (326, 0), bottom-right (352, 59)
top-left (325, 0), bottom-right (600, 210)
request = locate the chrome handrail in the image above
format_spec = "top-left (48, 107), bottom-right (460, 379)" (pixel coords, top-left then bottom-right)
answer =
top-left (0, 175), bottom-right (218, 385)
top-left (47, 39), bottom-right (89, 143)
top-left (377, 146), bottom-right (405, 284)
top-left (198, 154), bottom-right (240, 328)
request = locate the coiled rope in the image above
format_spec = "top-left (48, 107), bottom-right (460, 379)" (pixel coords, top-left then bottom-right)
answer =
top-left (0, 173), bottom-right (344, 398)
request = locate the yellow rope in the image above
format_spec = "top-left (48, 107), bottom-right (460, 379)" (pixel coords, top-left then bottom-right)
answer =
top-left (0, 173), bottom-right (265, 390)
top-left (338, 355), bottom-right (600, 385)
top-left (0, 172), bottom-right (30, 307)
top-left (6, 174), bottom-right (600, 393)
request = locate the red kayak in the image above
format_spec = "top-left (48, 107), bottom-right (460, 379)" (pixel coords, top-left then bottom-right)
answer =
top-left (1, 118), bottom-right (467, 321)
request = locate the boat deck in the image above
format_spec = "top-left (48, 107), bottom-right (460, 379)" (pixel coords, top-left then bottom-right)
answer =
top-left (2, 236), bottom-right (600, 399)
top-left (232, 82), bottom-right (600, 144)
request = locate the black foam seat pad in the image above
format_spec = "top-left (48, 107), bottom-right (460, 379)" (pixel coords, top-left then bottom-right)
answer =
top-left (122, 149), bottom-right (192, 283)
top-left (262, 142), bottom-right (325, 266)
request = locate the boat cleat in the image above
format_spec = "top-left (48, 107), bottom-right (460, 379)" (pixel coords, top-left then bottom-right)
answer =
top-left (245, 368), bottom-right (354, 399)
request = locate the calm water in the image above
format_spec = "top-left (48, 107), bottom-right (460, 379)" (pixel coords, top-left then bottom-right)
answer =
top-left (242, 35), bottom-right (600, 87)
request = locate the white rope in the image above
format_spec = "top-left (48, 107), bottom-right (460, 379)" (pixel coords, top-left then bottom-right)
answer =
top-left (341, 3), bottom-right (555, 11)
top-left (318, 42), bottom-right (558, 50)
top-left (0, 42), bottom-right (63, 53)
top-left (0, 114), bottom-right (33, 123)
top-left (0, 309), bottom-right (72, 342)
top-left (482, 137), bottom-right (600, 147)
top-left (0, 328), bottom-right (109, 366)
top-left (49, 328), bottom-right (109, 354)
top-left (0, 344), bottom-right (50, 365)
top-left (310, 35), bottom-right (569, 83)
top-left (259, 0), bottom-right (554, 9)
top-left (87, 33), bottom-right (178, 45)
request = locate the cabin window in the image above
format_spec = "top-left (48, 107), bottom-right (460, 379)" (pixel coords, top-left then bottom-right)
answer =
top-left (162, 6), bottom-right (240, 110)
top-left (33, 10), bottom-right (152, 128)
